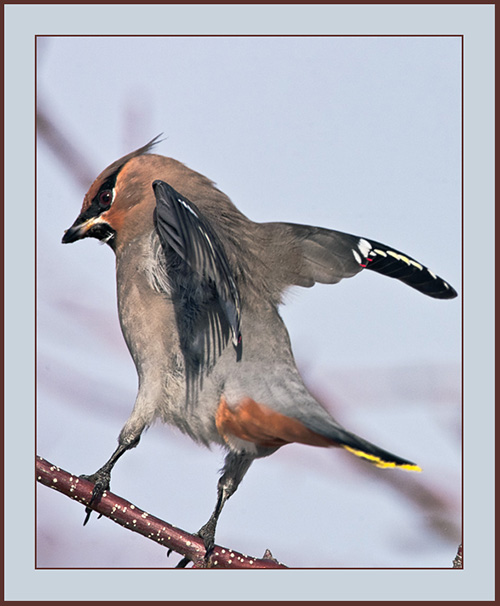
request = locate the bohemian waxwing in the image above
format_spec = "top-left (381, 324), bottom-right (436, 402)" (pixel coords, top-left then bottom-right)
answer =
top-left (62, 135), bottom-right (457, 566)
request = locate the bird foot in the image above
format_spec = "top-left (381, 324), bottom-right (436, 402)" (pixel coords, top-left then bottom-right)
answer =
top-left (197, 520), bottom-right (216, 556)
top-left (173, 520), bottom-right (216, 568)
top-left (80, 468), bottom-right (111, 525)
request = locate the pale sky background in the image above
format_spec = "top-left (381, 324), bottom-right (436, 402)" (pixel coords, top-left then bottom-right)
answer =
top-left (35, 35), bottom-right (462, 570)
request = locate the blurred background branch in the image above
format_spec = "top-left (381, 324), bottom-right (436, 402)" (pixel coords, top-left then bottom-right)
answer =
top-left (37, 102), bottom-right (96, 189)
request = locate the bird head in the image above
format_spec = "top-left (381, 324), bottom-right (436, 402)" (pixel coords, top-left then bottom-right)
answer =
top-left (62, 135), bottom-right (167, 251)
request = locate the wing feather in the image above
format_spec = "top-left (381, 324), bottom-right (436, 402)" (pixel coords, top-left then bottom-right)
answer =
top-left (284, 223), bottom-right (457, 299)
top-left (153, 180), bottom-right (242, 354)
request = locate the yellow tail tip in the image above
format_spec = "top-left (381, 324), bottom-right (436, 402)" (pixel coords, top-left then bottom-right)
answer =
top-left (344, 446), bottom-right (422, 472)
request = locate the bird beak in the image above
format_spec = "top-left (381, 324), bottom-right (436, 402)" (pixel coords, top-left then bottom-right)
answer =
top-left (62, 217), bottom-right (96, 243)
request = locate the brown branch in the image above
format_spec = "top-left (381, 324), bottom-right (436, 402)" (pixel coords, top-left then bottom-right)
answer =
top-left (452, 543), bottom-right (463, 569)
top-left (36, 455), bottom-right (287, 569)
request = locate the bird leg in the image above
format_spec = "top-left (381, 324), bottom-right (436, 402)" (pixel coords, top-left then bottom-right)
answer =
top-left (81, 436), bottom-right (140, 525)
top-left (175, 451), bottom-right (253, 567)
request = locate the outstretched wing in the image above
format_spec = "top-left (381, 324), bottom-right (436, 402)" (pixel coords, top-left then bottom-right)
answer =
top-left (153, 180), bottom-right (242, 358)
top-left (285, 223), bottom-right (457, 299)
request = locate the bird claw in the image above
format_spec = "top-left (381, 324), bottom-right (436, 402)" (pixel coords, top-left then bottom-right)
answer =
top-left (80, 468), bottom-right (111, 525)
top-left (198, 520), bottom-right (216, 555)
top-left (175, 556), bottom-right (192, 568)
top-left (172, 523), bottom-right (216, 568)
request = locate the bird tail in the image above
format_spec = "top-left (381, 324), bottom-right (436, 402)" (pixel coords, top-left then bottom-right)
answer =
top-left (341, 440), bottom-right (421, 471)
top-left (303, 417), bottom-right (422, 471)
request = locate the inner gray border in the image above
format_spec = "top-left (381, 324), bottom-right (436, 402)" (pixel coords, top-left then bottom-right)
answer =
top-left (5, 3), bottom-right (494, 602)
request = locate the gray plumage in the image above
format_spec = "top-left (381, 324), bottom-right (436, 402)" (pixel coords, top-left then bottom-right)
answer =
top-left (62, 137), bottom-right (457, 564)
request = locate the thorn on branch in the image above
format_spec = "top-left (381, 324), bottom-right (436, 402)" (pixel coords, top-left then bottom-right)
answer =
top-left (452, 543), bottom-right (463, 569)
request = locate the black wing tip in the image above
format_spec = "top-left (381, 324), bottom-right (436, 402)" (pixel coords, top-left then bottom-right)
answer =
top-left (152, 180), bottom-right (187, 213)
top-left (152, 179), bottom-right (170, 192)
top-left (153, 180), bottom-right (190, 209)
top-left (425, 283), bottom-right (458, 300)
top-left (351, 238), bottom-right (458, 301)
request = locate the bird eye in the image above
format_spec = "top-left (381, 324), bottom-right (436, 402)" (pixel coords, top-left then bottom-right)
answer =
top-left (98, 189), bottom-right (113, 209)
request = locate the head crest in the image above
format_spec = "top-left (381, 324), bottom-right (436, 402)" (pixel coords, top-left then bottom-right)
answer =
top-left (99, 134), bottom-right (164, 180)
top-left (81, 134), bottom-right (165, 213)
